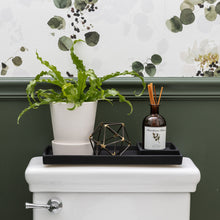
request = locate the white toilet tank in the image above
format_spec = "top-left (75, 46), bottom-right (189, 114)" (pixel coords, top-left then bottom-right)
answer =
top-left (25, 157), bottom-right (200, 220)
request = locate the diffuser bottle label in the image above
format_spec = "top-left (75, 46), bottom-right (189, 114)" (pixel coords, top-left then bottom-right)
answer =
top-left (144, 126), bottom-right (166, 150)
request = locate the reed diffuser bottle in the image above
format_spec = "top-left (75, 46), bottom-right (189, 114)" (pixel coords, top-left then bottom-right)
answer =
top-left (143, 83), bottom-right (166, 150)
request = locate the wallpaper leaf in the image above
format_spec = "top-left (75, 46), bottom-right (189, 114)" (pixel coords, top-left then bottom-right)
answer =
top-left (74, 0), bottom-right (87, 11)
top-left (84, 31), bottom-right (100, 46)
top-left (132, 61), bottom-right (144, 73)
top-left (180, 9), bottom-right (195, 25)
top-left (58, 36), bottom-right (73, 51)
top-left (215, 2), bottom-right (220, 13)
top-left (1, 63), bottom-right (8, 75)
top-left (166, 16), bottom-right (183, 33)
top-left (47, 16), bottom-right (66, 30)
top-left (151, 54), bottom-right (162, 65)
top-left (53, 0), bottom-right (72, 9)
top-left (205, 5), bottom-right (217, 21)
top-left (12, 56), bottom-right (22, 66)
top-left (145, 64), bottom-right (156, 77)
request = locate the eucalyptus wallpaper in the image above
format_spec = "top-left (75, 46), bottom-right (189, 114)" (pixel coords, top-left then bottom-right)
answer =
top-left (0, 0), bottom-right (220, 77)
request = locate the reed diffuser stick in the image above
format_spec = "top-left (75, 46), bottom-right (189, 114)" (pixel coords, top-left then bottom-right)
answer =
top-left (154, 85), bottom-right (157, 104)
top-left (147, 83), bottom-right (155, 105)
top-left (147, 83), bottom-right (163, 105)
top-left (157, 86), bottom-right (163, 105)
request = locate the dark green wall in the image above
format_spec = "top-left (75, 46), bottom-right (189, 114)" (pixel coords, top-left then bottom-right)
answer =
top-left (0, 77), bottom-right (219, 220)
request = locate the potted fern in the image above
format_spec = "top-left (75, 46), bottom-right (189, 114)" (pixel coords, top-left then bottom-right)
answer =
top-left (17, 40), bottom-right (146, 155)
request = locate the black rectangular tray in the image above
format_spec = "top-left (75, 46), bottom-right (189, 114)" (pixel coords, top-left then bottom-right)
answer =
top-left (43, 143), bottom-right (183, 165)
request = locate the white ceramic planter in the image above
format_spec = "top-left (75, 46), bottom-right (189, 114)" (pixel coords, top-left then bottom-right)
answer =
top-left (51, 141), bottom-right (93, 155)
top-left (50, 101), bottom-right (97, 155)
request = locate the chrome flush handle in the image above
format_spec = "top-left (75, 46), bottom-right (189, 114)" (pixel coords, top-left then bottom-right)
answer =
top-left (25, 198), bottom-right (63, 214)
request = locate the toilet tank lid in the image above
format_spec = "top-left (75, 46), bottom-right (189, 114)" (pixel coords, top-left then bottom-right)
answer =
top-left (25, 157), bottom-right (201, 193)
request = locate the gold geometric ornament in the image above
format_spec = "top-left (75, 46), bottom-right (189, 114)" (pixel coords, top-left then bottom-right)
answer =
top-left (89, 122), bottom-right (131, 156)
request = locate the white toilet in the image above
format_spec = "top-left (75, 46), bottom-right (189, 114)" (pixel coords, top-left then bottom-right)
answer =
top-left (25, 157), bottom-right (200, 220)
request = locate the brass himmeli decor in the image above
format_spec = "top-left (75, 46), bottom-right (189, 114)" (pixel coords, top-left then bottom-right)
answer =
top-left (89, 122), bottom-right (131, 156)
